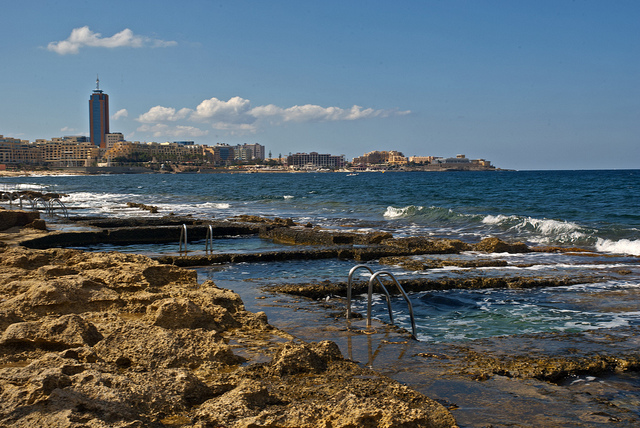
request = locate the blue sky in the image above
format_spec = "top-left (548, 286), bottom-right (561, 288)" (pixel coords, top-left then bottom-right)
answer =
top-left (1, 0), bottom-right (638, 170)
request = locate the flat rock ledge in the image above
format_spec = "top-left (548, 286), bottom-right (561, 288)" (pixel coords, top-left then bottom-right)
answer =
top-left (0, 245), bottom-right (457, 428)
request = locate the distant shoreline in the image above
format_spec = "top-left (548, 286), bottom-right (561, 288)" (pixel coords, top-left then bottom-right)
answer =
top-left (0, 165), bottom-right (509, 177)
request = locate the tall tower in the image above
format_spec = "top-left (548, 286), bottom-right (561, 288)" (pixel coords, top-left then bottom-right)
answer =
top-left (89, 76), bottom-right (109, 148)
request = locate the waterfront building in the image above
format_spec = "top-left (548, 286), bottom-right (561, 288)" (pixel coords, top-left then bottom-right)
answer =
top-left (428, 154), bottom-right (494, 171)
top-left (352, 150), bottom-right (406, 166)
top-left (37, 137), bottom-right (99, 167)
top-left (286, 152), bottom-right (345, 169)
top-left (104, 141), bottom-right (204, 163)
top-left (408, 156), bottom-right (437, 164)
top-left (0, 135), bottom-right (42, 165)
top-left (105, 133), bottom-right (124, 150)
top-left (89, 77), bottom-right (110, 149)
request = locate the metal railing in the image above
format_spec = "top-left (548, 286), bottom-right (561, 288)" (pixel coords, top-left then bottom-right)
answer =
top-left (346, 264), bottom-right (418, 340)
top-left (1, 192), bottom-right (68, 219)
top-left (179, 224), bottom-right (188, 253)
top-left (205, 224), bottom-right (214, 253)
top-left (47, 198), bottom-right (68, 218)
top-left (178, 224), bottom-right (216, 254)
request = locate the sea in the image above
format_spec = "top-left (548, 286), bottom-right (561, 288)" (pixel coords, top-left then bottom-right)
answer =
top-left (2, 169), bottom-right (640, 426)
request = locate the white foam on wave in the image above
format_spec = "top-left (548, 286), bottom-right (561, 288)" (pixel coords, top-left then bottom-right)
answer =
top-left (283, 195), bottom-right (294, 200)
top-left (195, 202), bottom-right (232, 209)
top-left (483, 214), bottom-right (590, 244)
top-left (482, 214), bottom-right (514, 225)
top-left (61, 191), bottom-right (137, 203)
top-left (595, 238), bottom-right (640, 256)
top-left (384, 205), bottom-right (421, 219)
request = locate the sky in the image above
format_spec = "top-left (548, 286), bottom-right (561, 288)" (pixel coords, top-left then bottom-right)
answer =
top-left (1, 0), bottom-right (638, 170)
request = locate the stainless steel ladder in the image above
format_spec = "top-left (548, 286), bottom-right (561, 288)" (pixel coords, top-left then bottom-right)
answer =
top-left (179, 224), bottom-right (214, 254)
top-left (346, 264), bottom-right (418, 340)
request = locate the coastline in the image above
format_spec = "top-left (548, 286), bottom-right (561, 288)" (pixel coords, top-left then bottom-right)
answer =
top-left (0, 226), bottom-right (457, 427)
top-left (2, 209), bottom-right (639, 426)
top-left (0, 163), bottom-right (506, 178)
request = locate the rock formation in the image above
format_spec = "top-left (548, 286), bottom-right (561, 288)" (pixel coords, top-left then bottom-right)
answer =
top-left (0, 245), bottom-right (456, 427)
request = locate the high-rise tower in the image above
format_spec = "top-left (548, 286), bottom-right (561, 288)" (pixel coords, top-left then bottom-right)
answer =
top-left (89, 76), bottom-right (109, 148)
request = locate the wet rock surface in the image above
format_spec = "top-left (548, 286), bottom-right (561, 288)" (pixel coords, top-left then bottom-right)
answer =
top-left (0, 245), bottom-right (456, 427)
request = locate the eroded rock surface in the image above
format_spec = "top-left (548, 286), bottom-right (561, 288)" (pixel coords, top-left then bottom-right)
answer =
top-left (0, 246), bottom-right (456, 427)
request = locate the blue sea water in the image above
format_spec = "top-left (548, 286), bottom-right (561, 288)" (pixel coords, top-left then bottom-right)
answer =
top-left (2, 170), bottom-right (640, 342)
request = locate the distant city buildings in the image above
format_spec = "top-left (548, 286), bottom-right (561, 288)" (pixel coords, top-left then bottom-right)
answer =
top-left (353, 151), bottom-right (494, 171)
top-left (0, 81), bottom-right (497, 171)
top-left (286, 152), bottom-right (346, 170)
top-left (353, 150), bottom-right (407, 166)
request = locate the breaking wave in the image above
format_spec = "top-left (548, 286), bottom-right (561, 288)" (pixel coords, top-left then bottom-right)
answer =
top-left (596, 238), bottom-right (640, 256)
top-left (482, 214), bottom-right (592, 245)
top-left (384, 205), bottom-right (474, 222)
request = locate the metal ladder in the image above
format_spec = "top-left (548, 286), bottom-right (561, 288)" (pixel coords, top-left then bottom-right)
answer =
top-left (1, 192), bottom-right (68, 219)
top-left (346, 264), bottom-right (418, 340)
top-left (179, 224), bottom-right (214, 254)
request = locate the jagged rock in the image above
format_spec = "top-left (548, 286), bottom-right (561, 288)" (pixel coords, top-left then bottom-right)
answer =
top-left (0, 352), bottom-right (213, 427)
top-left (261, 226), bottom-right (392, 246)
top-left (93, 322), bottom-right (243, 369)
top-left (474, 237), bottom-right (530, 253)
top-left (1, 314), bottom-right (102, 348)
top-left (232, 214), bottom-right (297, 226)
top-left (195, 343), bottom-right (457, 428)
top-left (0, 245), bottom-right (457, 428)
top-left (268, 341), bottom-right (342, 376)
top-left (24, 218), bottom-right (46, 230)
top-left (380, 256), bottom-right (509, 270)
top-left (382, 237), bottom-right (471, 253)
top-left (0, 209), bottom-right (40, 231)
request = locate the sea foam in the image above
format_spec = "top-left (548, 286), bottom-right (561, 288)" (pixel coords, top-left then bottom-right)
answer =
top-left (482, 214), bottom-right (590, 244)
top-left (595, 238), bottom-right (640, 256)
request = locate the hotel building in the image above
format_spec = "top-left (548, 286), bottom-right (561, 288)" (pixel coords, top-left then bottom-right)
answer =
top-left (89, 77), bottom-right (109, 149)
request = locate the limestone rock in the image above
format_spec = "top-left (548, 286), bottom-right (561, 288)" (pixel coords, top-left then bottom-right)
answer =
top-left (1, 314), bottom-right (102, 348)
top-left (474, 237), bottom-right (530, 253)
top-left (269, 341), bottom-right (341, 376)
top-left (93, 323), bottom-right (243, 369)
top-left (0, 209), bottom-right (40, 231)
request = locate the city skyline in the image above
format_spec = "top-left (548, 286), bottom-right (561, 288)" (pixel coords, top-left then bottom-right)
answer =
top-left (1, 1), bottom-right (639, 170)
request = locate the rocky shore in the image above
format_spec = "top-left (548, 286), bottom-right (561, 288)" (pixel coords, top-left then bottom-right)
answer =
top-left (2, 208), bottom-right (640, 427)
top-left (0, 244), bottom-right (456, 427)
top-left (0, 209), bottom-right (458, 427)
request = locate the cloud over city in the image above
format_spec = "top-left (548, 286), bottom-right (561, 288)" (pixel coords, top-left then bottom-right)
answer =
top-left (47, 26), bottom-right (177, 55)
top-left (135, 96), bottom-right (410, 137)
top-left (112, 109), bottom-right (128, 120)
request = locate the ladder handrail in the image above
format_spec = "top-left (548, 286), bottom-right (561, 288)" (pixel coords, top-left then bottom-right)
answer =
top-left (33, 197), bottom-right (49, 212)
top-left (347, 264), bottom-right (394, 322)
top-left (1, 192), bottom-right (15, 207)
top-left (48, 198), bottom-right (68, 219)
top-left (205, 224), bottom-right (214, 253)
top-left (179, 224), bottom-right (188, 253)
top-left (18, 194), bottom-right (35, 210)
top-left (367, 271), bottom-right (417, 340)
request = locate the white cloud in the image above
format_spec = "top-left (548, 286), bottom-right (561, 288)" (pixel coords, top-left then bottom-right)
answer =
top-left (137, 124), bottom-right (208, 138)
top-left (47, 26), bottom-right (177, 55)
top-left (137, 106), bottom-right (191, 123)
top-left (135, 96), bottom-right (410, 137)
top-left (60, 126), bottom-right (76, 133)
top-left (112, 109), bottom-right (128, 120)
